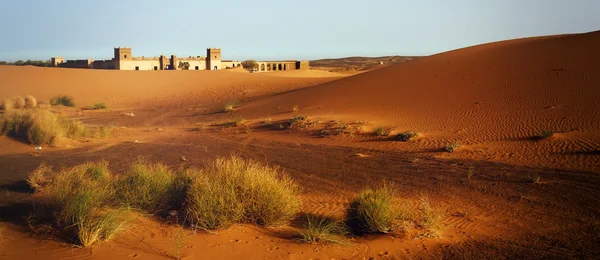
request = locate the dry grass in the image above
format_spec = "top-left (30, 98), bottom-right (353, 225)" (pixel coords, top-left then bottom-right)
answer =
top-left (223, 102), bottom-right (235, 112)
top-left (92, 102), bottom-right (107, 110)
top-left (444, 141), bottom-right (461, 152)
top-left (347, 183), bottom-right (398, 234)
top-left (2, 96), bottom-right (25, 110)
top-left (396, 131), bottom-right (418, 142)
top-left (292, 105), bottom-right (299, 112)
top-left (297, 214), bottom-right (348, 244)
top-left (24, 95), bottom-right (37, 109)
top-left (417, 196), bottom-right (445, 236)
top-left (185, 155), bottom-right (300, 230)
top-left (27, 162), bottom-right (52, 191)
top-left (235, 117), bottom-right (245, 127)
top-left (0, 109), bottom-right (85, 146)
top-left (374, 127), bottom-right (391, 137)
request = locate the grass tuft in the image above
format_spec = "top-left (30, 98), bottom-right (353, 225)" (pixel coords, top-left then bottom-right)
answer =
top-left (27, 162), bottom-right (52, 191)
top-left (374, 127), bottom-right (391, 137)
top-left (396, 131), bottom-right (418, 142)
top-left (235, 117), bottom-right (245, 127)
top-left (297, 214), bottom-right (348, 244)
top-left (185, 155), bottom-right (300, 230)
top-left (538, 129), bottom-right (554, 139)
top-left (50, 95), bottom-right (75, 107)
top-left (0, 109), bottom-right (85, 146)
top-left (92, 102), bottom-right (107, 110)
top-left (418, 196), bottom-right (444, 234)
top-left (116, 159), bottom-right (177, 214)
top-left (223, 102), bottom-right (235, 112)
top-left (444, 141), bottom-right (461, 152)
top-left (347, 183), bottom-right (398, 234)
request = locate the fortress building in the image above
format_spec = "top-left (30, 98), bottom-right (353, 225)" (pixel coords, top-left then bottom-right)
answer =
top-left (51, 47), bottom-right (309, 71)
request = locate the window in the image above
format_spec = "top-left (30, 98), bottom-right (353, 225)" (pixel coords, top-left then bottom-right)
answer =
top-left (124, 55), bottom-right (128, 58)
top-left (154, 66), bottom-right (158, 70)
top-left (135, 66), bottom-right (139, 70)
top-left (195, 66), bottom-right (199, 70)
top-left (215, 56), bottom-right (217, 58)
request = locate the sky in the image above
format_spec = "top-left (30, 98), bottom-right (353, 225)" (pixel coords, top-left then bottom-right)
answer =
top-left (0, 0), bottom-right (599, 61)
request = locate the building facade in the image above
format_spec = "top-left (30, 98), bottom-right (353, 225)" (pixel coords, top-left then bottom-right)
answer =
top-left (51, 48), bottom-right (309, 71)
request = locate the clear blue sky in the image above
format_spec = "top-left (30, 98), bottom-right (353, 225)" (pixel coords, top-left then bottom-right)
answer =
top-left (1, 0), bottom-right (599, 61)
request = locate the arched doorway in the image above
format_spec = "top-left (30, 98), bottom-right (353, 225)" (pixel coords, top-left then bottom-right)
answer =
top-left (261, 64), bottom-right (265, 71)
top-left (272, 64), bottom-right (277, 71)
top-left (278, 64), bottom-right (282, 70)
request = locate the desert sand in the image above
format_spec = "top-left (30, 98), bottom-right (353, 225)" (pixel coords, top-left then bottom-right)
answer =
top-left (1, 31), bottom-right (600, 259)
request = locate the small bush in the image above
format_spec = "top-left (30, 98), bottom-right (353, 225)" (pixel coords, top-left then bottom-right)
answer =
top-left (50, 95), bottom-right (75, 107)
top-left (185, 155), bottom-right (300, 230)
top-left (396, 131), bottom-right (418, 142)
top-left (223, 102), bottom-right (235, 112)
top-left (374, 127), bottom-right (391, 137)
top-left (526, 174), bottom-right (541, 184)
top-left (263, 118), bottom-right (273, 126)
top-left (347, 183), bottom-right (397, 234)
top-left (418, 196), bottom-right (444, 233)
top-left (538, 130), bottom-right (554, 139)
top-left (234, 117), bottom-right (245, 127)
top-left (292, 105), bottom-right (299, 112)
top-left (444, 141), bottom-right (461, 152)
top-left (24, 95), bottom-right (37, 109)
top-left (92, 102), bottom-right (107, 110)
top-left (297, 214), bottom-right (348, 244)
top-left (0, 109), bottom-right (86, 145)
top-left (2, 96), bottom-right (25, 110)
top-left (116, 159), bottom-right (177, 213)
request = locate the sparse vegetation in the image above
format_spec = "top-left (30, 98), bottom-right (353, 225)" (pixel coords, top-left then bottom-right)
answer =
top-left (223, 102), bottom-right (235, 112)
top-left (185, 155), bottom-right (300, 230)
top-left (347, 183), bottom-right (398, 234)
top-left (241, 60), bottom-right (258, 71)
top-left (444, 141), bottom-right (461, 152)
top-left (292, 105), bottom-right (299, 112)
top-left (178, 61), bottom-right (190, 70)
top-left (26, 162), bottom-right (51, 191)
top-left (526, 173), bottom-right (541, 184)
top-left (263, 118), bottom-right (273, 126)
top-left (418, 196), bottom-right (445, 234)
top-left (467, 167), bottom-right (475, 180)
top-left (396, 131), bottom-right (418, 142)
top-left (50, 95), bottom-right (75, 107)
top-left (92, 102), bottom-right (107, 110)
top-left (297, 214), bottom-right (348, 244)
top-left (374, 127), bottom-right (391, 137)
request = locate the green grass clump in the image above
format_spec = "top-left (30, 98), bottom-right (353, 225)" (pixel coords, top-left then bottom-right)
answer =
top-left (34, 161), bottom-right (130, 247)
top-left (92, 102), bottom-right (107, 110)
top-left (297, 214), bottom-right (348, 244)
top-left (116, 159), bottom-right (178, 214)
top-left (185, 155), bottom-right (300, 230)
top-left (444, 141), bottom-right (461, 152)
top-left (50, 95), bottom-right (75, 107)
top-left (396, 131), bottom-right (418, 142)
top-left (347, 183), bottom-right (398, 234)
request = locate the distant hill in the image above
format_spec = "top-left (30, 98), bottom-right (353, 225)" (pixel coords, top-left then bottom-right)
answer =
top-left (310, 56), bottom-right (421, 72)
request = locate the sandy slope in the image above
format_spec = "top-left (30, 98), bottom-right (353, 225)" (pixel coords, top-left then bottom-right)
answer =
top-left (242, 31), bottom-right (600, 171)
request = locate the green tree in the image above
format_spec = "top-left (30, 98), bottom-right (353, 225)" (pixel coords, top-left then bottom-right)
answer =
top-left (241, 60), bottom-right (258, 71)
top-left (178, 61), bottom-right (190, 70)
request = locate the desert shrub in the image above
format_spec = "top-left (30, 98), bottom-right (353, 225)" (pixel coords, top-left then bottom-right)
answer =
top-left (538, 129), bottom-right (554, 139)
top-left (444, 141), bottom-right (461, 152)
top-left (2, 96), bottom-right (25, 110)
top-left (297, 214), bottom-right (348, 244)
top-left (223, 102), bottom-right (235, 112)
top-left (0, 109), bottom-right (85, 145)
top-left (292, 105), bottom-right (299, 112)
top-left (347, 183), bottom-right (397, 234)
top-left (374, 127), bottom-right (390, 137)
top-left (526, 173), bottom-right (541, 184)
top-left (24, 95), bottom-right (37, 109)
top-left (234, 117), bottom-right (245, 127)
top-left (37, 161), bottom-right (129, 247)
top-left (116, 159), bottom-right (177, 213)
top-left (417, 196), bottom-right (445, 234)
top-left (396, 131), bottom-right (418, 142)
top-left (92, 102), bottom-right (107, 110)
top-left (37, 102), bottom-right (51, 110)
top-left (263, 118), bottom-right (273, 126)
top-left (27, 162), bottom-right (52, 191)
top-left (185, 155), bottom-right (300, 230)
top-left (50, 95), bottom-right (75, 107)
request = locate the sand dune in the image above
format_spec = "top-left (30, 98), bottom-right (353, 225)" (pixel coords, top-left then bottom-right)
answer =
top-left (243, 31), bottom-right (600, 171)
